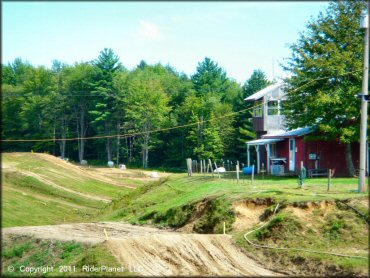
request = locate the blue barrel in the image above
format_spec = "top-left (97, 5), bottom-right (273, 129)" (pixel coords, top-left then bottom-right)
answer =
top-left (243, 166), bottom-right (256, 175)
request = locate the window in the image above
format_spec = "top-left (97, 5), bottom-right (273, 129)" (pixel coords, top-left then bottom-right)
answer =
top-left (253, 101), bottom-right (263, 117)
top-left (279, 101), bottom-right (285, 115)
top-left (268, 101), bottom-right (279, 115)
top-left (270, 144), bottom-right (277, 157)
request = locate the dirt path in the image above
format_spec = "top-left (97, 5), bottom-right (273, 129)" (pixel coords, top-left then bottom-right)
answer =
top-left (4, 187), bottom-right (94, 210)
top-left (22, 170), bottom-right (111, 203)
top-left (3, 222), bottom-right (277, 276)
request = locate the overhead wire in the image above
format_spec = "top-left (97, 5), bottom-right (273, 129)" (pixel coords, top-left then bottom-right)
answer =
top-left (1, 69), bottom-right (362, 143)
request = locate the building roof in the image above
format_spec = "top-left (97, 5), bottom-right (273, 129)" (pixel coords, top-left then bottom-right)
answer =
top-left (244, 83), bottom-right (282, 102)
top-left (262, 126), bottom-right (313, 139)
top-left (246, 138), bottom-right (283, 145)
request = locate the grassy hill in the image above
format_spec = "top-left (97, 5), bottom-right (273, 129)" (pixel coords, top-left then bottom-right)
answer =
top-left (2, 153), bottom-right (369, 276)
top-left (101, 173), bottom-right (368, 225)
top-left (2, 153), bottom-right (137, 227)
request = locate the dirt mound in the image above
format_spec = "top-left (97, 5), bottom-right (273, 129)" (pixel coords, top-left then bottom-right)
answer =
top-left (11, 153), bottom-right (137, 189)
top-left (107, 234), bottom-right (276, 276)
top-left (232, 200), bottom-right (267, 231)
top-left (2, 222), bottom-right (170, 244)
top-left (3, 222), bottom-right (276, 276)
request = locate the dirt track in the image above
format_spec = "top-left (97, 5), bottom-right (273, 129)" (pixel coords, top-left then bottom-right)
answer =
top-left (3, 222), bottom-right (277, 276)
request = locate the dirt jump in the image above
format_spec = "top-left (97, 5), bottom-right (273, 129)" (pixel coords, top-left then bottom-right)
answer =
top-left (3, 222), bottom-right (277, 276)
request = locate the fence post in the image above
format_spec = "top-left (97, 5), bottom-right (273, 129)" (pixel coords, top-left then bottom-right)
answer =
top-left (214, 161), bottom-right (220, 179)
top-left (251, 164), bottom-right (254, 184)
top-left (208, 159), bottom-right (214, 178)
top-left (327, 169), bottom-right (332, 191)
top-left (236, 161), bottom-right (240, 183)
top-left (186, 158), bottom-right (192, 176)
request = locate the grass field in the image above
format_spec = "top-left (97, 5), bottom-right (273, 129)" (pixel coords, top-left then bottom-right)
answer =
top-left (2, 153), bottom-right (133, 227)
top-left (233, 205), bottom-right (369, 276)
top-left (103, 173), bottom-right (368, 224)
top-left (2, 235), bottom-right (132, 277)
top-left (2, 153), bottom-right (369, 276)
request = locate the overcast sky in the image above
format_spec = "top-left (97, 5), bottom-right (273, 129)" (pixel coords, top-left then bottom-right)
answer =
top-left (3, 1), bottom-right (329, 84)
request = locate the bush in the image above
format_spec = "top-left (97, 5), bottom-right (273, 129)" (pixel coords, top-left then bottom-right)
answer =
top-left (255, 213), bottom-right (302, 241)
top-left (193, 198), bottom-right (235, 234)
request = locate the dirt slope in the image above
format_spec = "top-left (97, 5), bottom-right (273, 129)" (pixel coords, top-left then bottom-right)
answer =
top-left (3, 222), bottom-right (277, 276)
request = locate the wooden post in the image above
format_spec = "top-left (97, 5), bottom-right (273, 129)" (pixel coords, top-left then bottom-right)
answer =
top-left (251, 164), bottom-right (254, 184)
top-left (265, 144), bottom-right (270, 174)
top-left (247, 146), bottom-right (250, 167)
top-left (327, 169), bottom-right (332, 191)
top-left (195, 160), bottom-right (198, 173)
top-left (186, 158), bottom-right (192, 176)
top-left (223, 221), bottom-right (226, 234)
top-left (214, 161), bottom-right (220, 178)
top-left (203, 160), bottom-right (206, 177)
top-left (200, 160), bottom-right (203, 174)
top-left (255, 145), bottom-right (260, 173)
top-left (300, 161), bottom-right (304, 188)
top-left (208, 159), bottom-right (214, 178)
top-left (236, 162), bottom-right (240, 184)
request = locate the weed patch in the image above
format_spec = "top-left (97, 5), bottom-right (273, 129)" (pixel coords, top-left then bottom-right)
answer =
top-left (193, 198), bottom-right (235, 234)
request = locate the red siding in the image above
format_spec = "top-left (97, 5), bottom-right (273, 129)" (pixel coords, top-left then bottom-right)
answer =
top-left (275, 137), bottom-right (360, 176)
top-left (302, 140), bottom-right (359, 177)
top-left (276, 140), bottom-right (289, 172)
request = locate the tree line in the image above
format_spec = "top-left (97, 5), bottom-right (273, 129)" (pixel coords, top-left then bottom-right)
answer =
top-left (2, 52), bottom-right (270, 168)
top-left (2, 0), bottom-right (366, 175)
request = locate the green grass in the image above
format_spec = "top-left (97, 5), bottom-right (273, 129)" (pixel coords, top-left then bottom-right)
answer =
top-left (3, 153), bottom-right (130, 199)
top-left (233, 208), bottom-right (369, 276)
top-left (2, 153), bottom-right (369, 276)
top-left (1, 235), bottom-right (132, 277)
top-left (101, 173), bottom-right (368, 224)
top-left (2, 187), bottom-right (96, 227)
top-left (2, 153), bottom-right (133, 227)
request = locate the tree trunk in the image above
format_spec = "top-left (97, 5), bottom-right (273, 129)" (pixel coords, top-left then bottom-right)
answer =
top-left (142, 131), bottom-right (150, 169)
top-left (116, 122), bottom-right (120, 165)
top-left (345, 143), bottom-right (355, 177)
top-left (76, 108), bottom-right (87, 163)
top-left (59, 118), bottom-right (67, 158)
top-left (106, 138), bottom-right (112, 162)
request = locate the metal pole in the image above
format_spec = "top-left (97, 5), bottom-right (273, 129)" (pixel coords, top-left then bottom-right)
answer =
top-left (359, 4), bottom-right (369, 193)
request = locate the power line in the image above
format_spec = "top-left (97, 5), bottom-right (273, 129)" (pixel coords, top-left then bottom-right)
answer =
top-left (1, 69), bottom-right (362, 143)
top-left (1, 102), bottom-right (260, 142)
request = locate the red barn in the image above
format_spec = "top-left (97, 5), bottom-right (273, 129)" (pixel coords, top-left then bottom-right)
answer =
top-left (244, 84), bottom-right (368, 177)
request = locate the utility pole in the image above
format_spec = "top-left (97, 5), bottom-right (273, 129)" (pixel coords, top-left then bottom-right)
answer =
top-left (359, 3), bottom-right (369, 193)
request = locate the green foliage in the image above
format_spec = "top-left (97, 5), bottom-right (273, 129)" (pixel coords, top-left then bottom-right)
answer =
top-left (284, 1), bottom-right (366, 144)
top-left (2, 236), bottom-right (127, 277)
top-left (255, 212), bottom-right (302, 241)
top-left (193, 198), bottom-right (235, 234)
top-left (298, 166), bottom-right (307, 187)
top-left (139, 204), bottom-right (196, 228)
top-left (243, 69), bottom-right (272, 98)
top-left (3, 242), bottom-right (33, 259)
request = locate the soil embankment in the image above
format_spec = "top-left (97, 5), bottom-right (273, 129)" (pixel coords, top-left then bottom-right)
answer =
top-left (3, 222), bottom-right (277, 276)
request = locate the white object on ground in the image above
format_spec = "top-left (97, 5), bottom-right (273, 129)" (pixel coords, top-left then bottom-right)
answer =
top-left (107, 161), bottom-right (114, 168)
top-left (119, 164), bottom-right (126, 170)
top-left (213, 167), bottom-right (226, 173)
top-left (80, 160), bottom-right (88, 165)
top-left (150, 172), bottom-right (159, 178)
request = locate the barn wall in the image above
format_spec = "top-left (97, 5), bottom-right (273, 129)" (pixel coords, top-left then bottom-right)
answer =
top-left (273, 137), bottom-right (360, 176)
top-left (301, 139), bottom-right (359, 177)
top-left (276, 140), bottom-right (289, 172)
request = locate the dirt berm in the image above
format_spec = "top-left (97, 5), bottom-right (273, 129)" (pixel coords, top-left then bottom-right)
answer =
top-left (3, 222), bottom-right (277, 276)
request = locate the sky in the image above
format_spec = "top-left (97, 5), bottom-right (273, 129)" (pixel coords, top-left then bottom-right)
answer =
top-left (2, 1), bottom-right (329, 84)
